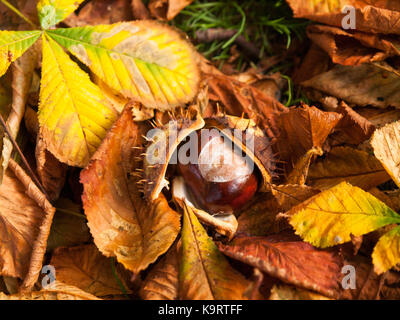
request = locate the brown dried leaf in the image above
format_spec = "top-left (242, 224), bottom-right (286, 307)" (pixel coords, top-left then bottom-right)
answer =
top-left (331, 101), bottom-right (376, 145)
top-left (50, 244), bottom-right (132, 297)
top-left (0, 159), bottom-right (55, 292)
top-left (206, 73), bottom-right (287, 143)
top-left (307, 24), bottom-right (400, 66)
top-left (218, 234), bottom-right (342, 298)
top-left (269, 284), bottom-right (332, 300)
top-left (140, 243), bottom-right (179, 300)
top-left (273, 184), bottom-right (320, 213)
top-left (81, 106), bottom-right (180, 274)
top-left (35, 134), bottom-right (68, 202)
top-left (287, 0), bottom-right (400, 35)
top-left (286, 147), bottom-right (323, 185)
top-left (0, 281), bottom-right (100, 300)
top-left (64, 0), bottom-right (133, 27)
top-left (131, 0), bottom-right (150, 19)
top-left (277, 104), bottom-right (342, 172)
top-left (302, 64), bottom-right (400, 108)
top-left (308, 146), bottom-right (390, 190)
top-left (149, 0), bottom-right (193, 20)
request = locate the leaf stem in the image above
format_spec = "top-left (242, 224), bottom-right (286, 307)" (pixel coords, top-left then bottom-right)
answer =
top-left (0, 112), bottom-right (50, 201)
top-left (0, 0), bottom-right (37, 29)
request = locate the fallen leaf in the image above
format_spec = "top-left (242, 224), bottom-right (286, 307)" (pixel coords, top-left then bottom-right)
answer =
top-left (269, 284), bottom-right (332, 300)
top-left (81, 105), bottom-right (180, 274)
top-left (287, 0), bottom-right (400, 35)
top-left (277, 104), bottom-right (342, 172)
top-left (149, 0), bottom-right (193, 20)
top-left (289, 182), bottom-right (400, 248)
top-left (131, 0), bottom-right (150, 20)
top-left (302, 64), bottom-right (400, 108)
top-left (50, 244), bottom-right (132, 297)
top-left (38, 34), bottom-right (118, 167)
top-left (371, 120), bottom-right (400, 187)
top-left (218, 234), bottom-right (342, 297)
top-left (331, 101), bottom-right (376, 145)
top-left (0, 281), bottom-right (100, 300)
top-left (47, 21), bottom-right (200, 111)
top-left (286, 147), bottom-right (323, 185)
top-left (372, 225), bottom-right (400, 274)
top-left (0, 159), bottom-right (56, 292)
top-left (63, 0), bottom-right (133, 27)
top-left (205, 73), bottom-right (287, 142)
top-left (179, 203), bottom-right (250, 299)
top-left (307, 24), bottom-right (400, 65)
top-left (140, 243), bottom-right (179, 300)
top-left (37, 0), bottom-right (86, 29)
top-left (35, 134), bottom-right (68, 202)
top-left (308, 146), bottom-right (390, 190)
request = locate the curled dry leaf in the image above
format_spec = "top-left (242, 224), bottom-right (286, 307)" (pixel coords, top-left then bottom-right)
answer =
top-left (307, 24), bottom-right (400, 66)
top-left (277, 104), bottom-right (342, 173)
top-left (302, 64), bottom-right (400, 108)
top-left (50, 244), bottom-right (132, 297)
top-left (149, 0), bottom-right (193, 20)
top-left (308, 146), bottom-right (390, 190)
top-left (286, 147), bottom-right (323, 185)
top-left (35, 134), bottom-right (68, 202)
top-left (269, 284), bottom-right (332, 300)
top-left (218, 234), bottom-right (342, 298)
top-left (0, 281), bottom-right (100, 300)
top-left (205, 73), bottom-right (287, 142)
top-left (140, 243), bottom-right (179, 300)
top-left (131, 0), bottom-right (151, 20)
top-left (81, 105), bottom-right (180, 274)
top-left (287, 0), bottom-right (400, 35)
top-left (332, 101), bottom-right (376, 145)
top-left (0, 159), bottom-right (55, 292)
top-left (180, 203), bottom-right (250, 300)
top-left (371, 120), bottom-right (400, 188)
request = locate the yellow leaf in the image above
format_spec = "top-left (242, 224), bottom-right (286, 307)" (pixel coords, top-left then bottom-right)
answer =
top-left (38, 34), bottom-right (118, 167)
top-left (0, 30), bottom-right (41, 77)
top-left (289, 182), bottom-right (400, 248)
top-left (180, 203), bottom-right (250, 300)
top-left (308, 146), bottom-right (390, 190)
top-left (372, 225), bottom-right (400, 275)
top-left (46, 21), bottom-right (200, 110)
top-left (37, 0), bottom-right (86, 29)
top-left (371, 121), bottom-right (400, 188)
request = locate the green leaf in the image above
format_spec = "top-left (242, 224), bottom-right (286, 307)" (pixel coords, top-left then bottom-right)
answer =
top-left (37, 0), bottom-right (86, 29)
top-left (372, 225), bottom-right (400, 274)
top-left (0, 30), bottom-right (41, 77)
top-left (289, 181), bottom-right (400, 248)
top-left (46, 21), bottom-right (200, 110)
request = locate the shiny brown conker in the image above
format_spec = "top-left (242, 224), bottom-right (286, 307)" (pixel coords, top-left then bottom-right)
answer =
top-left (177, 129), bottom-right (258, 214)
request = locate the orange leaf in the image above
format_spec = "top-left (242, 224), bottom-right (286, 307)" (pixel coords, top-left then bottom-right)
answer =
top-left (218, 234), bottom-right (342, 298)
top-left (81, 105), bottom-right (180, 274)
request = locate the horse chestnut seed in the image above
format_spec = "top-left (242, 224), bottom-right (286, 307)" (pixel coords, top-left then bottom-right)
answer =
top-left (177, 129), bottom-right (258, 214)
